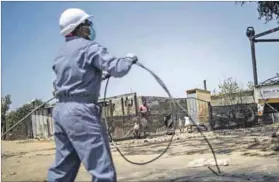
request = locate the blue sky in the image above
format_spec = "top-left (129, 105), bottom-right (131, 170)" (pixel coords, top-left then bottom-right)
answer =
top-left (2, 1), bottom-right (279, 110)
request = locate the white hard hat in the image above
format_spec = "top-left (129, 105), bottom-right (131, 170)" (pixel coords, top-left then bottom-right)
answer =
top-left (59, 8), bottom-right (93, 36)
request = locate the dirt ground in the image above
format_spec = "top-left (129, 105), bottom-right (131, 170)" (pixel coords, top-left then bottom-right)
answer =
top-left (2, 124), bottom-right (279, 182)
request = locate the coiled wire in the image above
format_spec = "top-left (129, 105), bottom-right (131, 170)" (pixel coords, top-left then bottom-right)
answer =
top-left (1, 61), bottom-right (221, 175)
top-left (102, 61), bottom-right (221, 174)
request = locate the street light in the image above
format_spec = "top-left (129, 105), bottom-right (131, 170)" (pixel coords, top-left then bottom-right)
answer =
top-left (246, 26), bottom-right (255, 39)
top-left (246, 26), bottom-right (279, 86)
top-left (246, 26), bottom-right (258, 86)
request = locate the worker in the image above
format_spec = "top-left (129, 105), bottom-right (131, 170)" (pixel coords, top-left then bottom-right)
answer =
top-left (48, 8), bottom-right (138, 182)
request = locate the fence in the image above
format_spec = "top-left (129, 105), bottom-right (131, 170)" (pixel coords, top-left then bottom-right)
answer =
top-left (10, 94), bottom-right (278, 140)
top-left (211, 103), bottom-right (258, 129)
top-left (31, 107), bottom-right (54, 139)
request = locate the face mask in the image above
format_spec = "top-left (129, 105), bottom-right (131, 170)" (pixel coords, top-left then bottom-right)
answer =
top-left (82, 25), bottom-right (96, 41)
top-left (89, 26), bottom-right (96, 41)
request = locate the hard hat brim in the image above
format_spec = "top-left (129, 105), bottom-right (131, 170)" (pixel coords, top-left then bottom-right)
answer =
top-left (60, 14), bottom-right (94, 36)
top-left (82, 14), bottom-right (94, 22)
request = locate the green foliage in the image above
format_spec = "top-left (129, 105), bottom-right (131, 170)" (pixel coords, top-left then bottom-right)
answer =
top-left (215, 78), bottom-right (256, 128)
top-left (31, 99), bottom-right (44, 107)
top-left (216, 78), bottom-right (255, 106)
top-left (247, 81), bottom-right (254, 90)
top-left (218, 77), bottom-right (240, 95)
top-left (5, 98), bottom-right (45, 139)
top-left (1, 94), bottom-right (12, 120)
top-left (238, 1), bottom-right (279, 23)
top-left (218, 77), bottom-right (244, 105)
top-left (1, 95), bottom-right (12, 139)
top-left (6, 110), bottom-right (18, 130)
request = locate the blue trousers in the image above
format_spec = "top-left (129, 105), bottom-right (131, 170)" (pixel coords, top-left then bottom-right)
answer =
top-left (47, 102), bottom-right (117, 182)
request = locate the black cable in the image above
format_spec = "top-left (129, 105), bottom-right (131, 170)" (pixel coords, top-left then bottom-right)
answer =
top-left (103, 77), bottom-right (178, 165)
top-left (2, 61), bottom-right (221, 175)
top-left (102, 61), bottom-right (221, 175)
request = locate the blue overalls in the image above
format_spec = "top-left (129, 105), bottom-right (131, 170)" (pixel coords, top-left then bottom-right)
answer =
top-left (48, 36), bottom-right (134, 182)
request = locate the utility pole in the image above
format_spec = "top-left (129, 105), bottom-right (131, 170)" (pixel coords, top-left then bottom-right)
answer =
top-left (246, 26), bottom-right (279, 86)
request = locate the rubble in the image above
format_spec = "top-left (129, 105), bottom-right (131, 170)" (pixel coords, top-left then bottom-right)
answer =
top-left (187, 158), bottom-right (229, 168)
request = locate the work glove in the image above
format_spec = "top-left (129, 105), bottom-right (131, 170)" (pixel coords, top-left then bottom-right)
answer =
top-left (126, 53), bottom-right (138, 64)
top-left (102, 72), bottom-right (111, 81)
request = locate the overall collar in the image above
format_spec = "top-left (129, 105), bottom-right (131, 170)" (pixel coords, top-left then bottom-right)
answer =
top-left (65, 36), bottom-right (82, 42)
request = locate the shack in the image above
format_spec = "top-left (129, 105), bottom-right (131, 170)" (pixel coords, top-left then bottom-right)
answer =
top-left (186, 88), bottom-right (211, 124)
top-left (31, 93), bottom-right (187, 139)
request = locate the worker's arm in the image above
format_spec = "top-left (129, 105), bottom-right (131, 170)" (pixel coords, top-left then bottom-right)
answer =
top-left (87, 43), bottom-right (137, 78)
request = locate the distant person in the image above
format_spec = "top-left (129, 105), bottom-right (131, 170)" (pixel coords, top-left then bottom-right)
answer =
top-left (139, 99), bottom-right (150, 118)
top-left (139, 98), bottom-right (151, 137)
top-left (133, 121), bottom-right (140, 139)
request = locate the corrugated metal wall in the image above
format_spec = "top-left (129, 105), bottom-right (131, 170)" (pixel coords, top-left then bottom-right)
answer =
top-left (31, 93), bottom-right (193, 139)
top-left (99, 93), bottom-right (138, 139)
top-left (254, 84), bottom-right (279, 102)
top-left (31, 107), bottom-right (54, 139)
top-left (196, 90), bottom-right (211, 123)
top-left (187, 92), bottom-right (199, 124)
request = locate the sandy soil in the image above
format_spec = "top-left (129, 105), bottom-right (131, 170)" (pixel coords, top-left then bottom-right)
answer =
top-left (2, 125), bottom-right (279, 182)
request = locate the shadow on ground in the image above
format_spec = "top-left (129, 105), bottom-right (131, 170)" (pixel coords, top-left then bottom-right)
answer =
top-left (120, 168), bottom-right (279, 182)
top-left (1, 147), bottom-right (55, 159)
top-left (114, 131), bottom-right (278, 157)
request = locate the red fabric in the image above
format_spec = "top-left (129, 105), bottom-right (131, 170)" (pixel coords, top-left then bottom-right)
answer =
top-left (65, 33), bottom-right (74, 37)
top-left (139, 105), bottom-right (149, 112)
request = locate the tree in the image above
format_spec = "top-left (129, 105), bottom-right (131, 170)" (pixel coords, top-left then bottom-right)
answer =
top-left (218, 77), bottom-right (244, 106)
top-left (5, 110), bottom-right (18, 139)
top-left (238, 2), bottom-right (279, 23)
top-left (5, 98), bottom-right (45, 140)
top-left (1, 95), bottom-right (12, 139)
top-left (31, 99), bottom-right (45, 107)
top-left (214, 78), bottom-right (255, 128)
top-left (247, 81), bottom-right (254, 90)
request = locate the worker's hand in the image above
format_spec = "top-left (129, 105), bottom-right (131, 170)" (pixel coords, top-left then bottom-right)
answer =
top-left (52, 87), bottom-right (57, 97)
top-left (102, 72), bottom-right (111, 81)
top-left (126, 53), bottom-right (138, 64)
